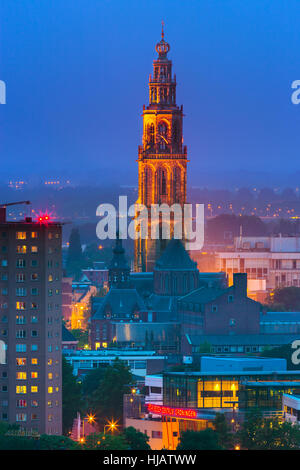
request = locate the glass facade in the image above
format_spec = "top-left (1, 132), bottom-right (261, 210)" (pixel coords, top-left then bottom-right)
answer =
top-left (164, 373), bottom-right (300, 411)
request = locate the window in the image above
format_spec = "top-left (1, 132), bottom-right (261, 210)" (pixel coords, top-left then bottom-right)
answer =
top-left (1, 273), bottom-right (8, 281)
top-left (16, 245), bottom-right (27, 254)
top-left (1, 288), bottom-right (7, 295)
top-left (16, 301), bottom-right (26, 310)
top-left (16, 315), bottom-right (26, 324)
top-left (48, 387), bottom-right (53, 394)
top-left (228, 295), bottom-right (234, 303)
top-left (31, 260), bottom-right (38, 267)
top-left (31, 330), bottom-right (38, 337)
top-left (31, 413), bottom-right (38, 420)
top-left (31, 246), bottom-right (38, 253)
top-left (16, 330), bottom-right (26, 339)
top-left (16, 413), bottom-right (27, 421)
top-left (31, 400), bottom-right (38, 407)
top-left (16, 259), bottom-right (26, 268)
top-left (16, 273), bottom-right (26, 282)
top-left (31, 232), bottom-right (38, 239)
top-left (16, 288), bottom-right (27, 297)
top-left (212, 305), bottom-right (218, 313)
top-left (16, 372), bottom-right (27, 380)
top-left (31, 273), bottom-right (38, 281)
top-left (31, 386), bottom-right (38, 393)
top-left (31, 358), bottom-right (38, 365)
top-left (48, 373), bottom-right (53, 379)
top-left (31, 302), bottom-right (38, 310)
top-left (16, 386), bottom-right (27, 394)
top-left (31, 288), bottom-right (38, 296)
top-left (31, 316), bottom-right (38, 323)
top-left (16, 358), bottom-right (26, 366)
top-left (152, 431), bottom-right (162, 438)
top-left (48, 274), bottom-right (53, 282)
top-left (16, 400), bottom-right (27, 408)
top-left (31, 345), bottom-right (38, 351)
top-left (1, 260), bottom-right (7, 267)
top-left (31, 372), bottom-right (38, 379)
top-left (16, 232), bottom-right (26, 240)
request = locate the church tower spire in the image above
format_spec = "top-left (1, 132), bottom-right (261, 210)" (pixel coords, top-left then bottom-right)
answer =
top-left (134, 26), bottom-right (188, 272)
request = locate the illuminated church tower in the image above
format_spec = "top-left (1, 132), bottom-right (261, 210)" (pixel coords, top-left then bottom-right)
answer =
top-left (134, 24), bottom-right (188, 272)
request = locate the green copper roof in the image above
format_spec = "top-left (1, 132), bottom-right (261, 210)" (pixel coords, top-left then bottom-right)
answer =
top-left (155, 239), bottom-right (197, 271)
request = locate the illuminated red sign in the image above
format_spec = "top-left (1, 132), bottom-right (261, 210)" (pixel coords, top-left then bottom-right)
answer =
top-left (147, 404), bottom-right (197, 419)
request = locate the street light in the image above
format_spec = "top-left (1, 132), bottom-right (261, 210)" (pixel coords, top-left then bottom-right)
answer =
top-left (104, 419), bottom-right (119, 434)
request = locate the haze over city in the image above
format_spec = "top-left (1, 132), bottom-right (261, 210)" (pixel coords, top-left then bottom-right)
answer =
top-left (1, 0), bottom-right (300, 188)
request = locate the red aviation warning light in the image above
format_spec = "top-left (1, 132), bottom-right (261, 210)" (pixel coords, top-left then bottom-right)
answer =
top-left (36, 212), bottom-right (52, 224)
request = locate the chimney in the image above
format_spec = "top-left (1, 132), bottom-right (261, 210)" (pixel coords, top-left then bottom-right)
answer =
top-left (233, 273), bottom-right (247, 297)
top-left (0, 207), bottom-right (6, 223)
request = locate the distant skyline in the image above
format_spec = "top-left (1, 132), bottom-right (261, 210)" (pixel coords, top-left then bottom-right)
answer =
top-left (1, 0), bottom-right (300, 188)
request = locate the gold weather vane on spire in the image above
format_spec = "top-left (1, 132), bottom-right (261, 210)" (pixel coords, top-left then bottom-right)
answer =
top-left (161, 20), bottom-right (164, 39)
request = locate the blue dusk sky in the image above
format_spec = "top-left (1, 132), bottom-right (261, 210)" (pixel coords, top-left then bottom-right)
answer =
top-left (0, 0), bottom-right (300, 187)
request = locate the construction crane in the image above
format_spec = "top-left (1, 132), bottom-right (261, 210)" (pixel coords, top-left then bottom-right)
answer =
top-left (0, 200), bottom-right (31, 208)
top-left (0, 201), bottom-right (31, 222)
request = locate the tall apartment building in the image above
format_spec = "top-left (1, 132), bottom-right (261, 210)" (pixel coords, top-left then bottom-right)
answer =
top-left (0, 207), bottom-right (62, 435)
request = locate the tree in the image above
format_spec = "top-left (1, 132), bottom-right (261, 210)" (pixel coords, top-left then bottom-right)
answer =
top-left (88, 358), bottom-right (133, 427)
top-left (238, 410), bottom-right (300, 450)
top-left (269, 287), bottom-right (300, 311)
top-left (66, 228), bottom-right (84, 279)
top-left (62, 355), bottom-right (84, 435)
top-left (81, 365), bottom-right (109, 400)
top-left (83, 432), bottom-right (129, 450)
top-left (123, 426), bottom-right (151, 450)
top-left (38, 434), bottom-right (80, 450)
top-left (214, 413), bottom-right (234, 449)
top-left (176, 429), bottom-right (222, 450)
top-left (70, 329), bottom-right (89, 349)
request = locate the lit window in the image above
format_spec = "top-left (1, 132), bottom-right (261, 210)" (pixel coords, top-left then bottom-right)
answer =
top-left (48, 387), bottom-right (53, 394)
top-left (48, 373), bottom-right (53, 380)
top-left (48, 274), bottom-right (53, 282)
top-left (31, 232), bottom-right (38, 239)
top-left (16, 246), bottom-right (27, 254)
top-left (31, 246), bottom-right (38, 253)
top-left (31, 386), bottom-right (38, 393)
top-left (16, 358), bottom-right (26, 366)
top-left (31, 400), bottom-right (38, 407)
top-left (16, 232), bottom-right (26, 240)
top-left (31, 372), bottom-right (38, 379)
top-left (16, 302), bottom-right (26, 310)
top-left (31, 358), bottom-right (38, 365)
top-left (31, 273), bottom-right (38, 281)
top-left (16, 372), bottom-right (27, 380)
top-left (16, 386), bottom-right (27, 394)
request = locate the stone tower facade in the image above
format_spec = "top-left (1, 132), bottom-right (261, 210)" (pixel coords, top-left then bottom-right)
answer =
top-left (134, 25), bottom-right (188, 272)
